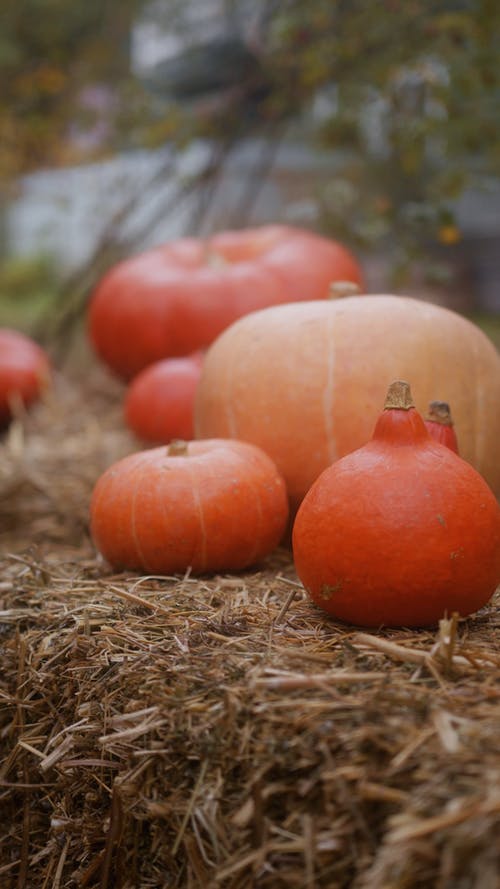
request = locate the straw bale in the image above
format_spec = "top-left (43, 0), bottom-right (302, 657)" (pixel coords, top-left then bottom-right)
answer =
top-left (1, 364), bottom-right (500, 888)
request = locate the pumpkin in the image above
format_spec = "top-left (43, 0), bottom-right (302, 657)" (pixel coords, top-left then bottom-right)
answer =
top-left (0, 328), bottom-right (51, 428)
top-left (292, 380), bottom-right (500, 628)
top-left (124, 352), bottom-right (203, 444)
top-left (424, 400), bottom-right (459, 453)
top-left (90, 438), bottom-right (289, 574)
top-left (194, 294), bottom-right (500, 510)
top-left (87, 224), bottom-right (364, 380)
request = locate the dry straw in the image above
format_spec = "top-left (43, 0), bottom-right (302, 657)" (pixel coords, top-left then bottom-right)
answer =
top-left (1, 366), bottom-right (500, 888)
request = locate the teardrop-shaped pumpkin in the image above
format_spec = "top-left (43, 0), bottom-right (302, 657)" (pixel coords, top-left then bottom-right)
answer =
top-left (424, 400), bottom-right (459, 453)
top-left (90, 438), bottom-right (288, 575)
top-left (292, 381), bottom-right (500, 628)
top-left (194, 295), bottom-right (500, 509)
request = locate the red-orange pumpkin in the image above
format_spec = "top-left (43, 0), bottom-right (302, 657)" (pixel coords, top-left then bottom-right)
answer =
top-left (90, 438), bottom-right (289, 574)
top-left (0, 328), bottom-right (51, 428)
top-left (424, 400), bottom-right (459, 453)
top-left (194, 295), bottom-right (500, 509)
top-left (292, 381), bottom-right (500, 628)
top-left (87, 224), bottom-right (364, 380)
top-left (124, 352), bottom-right (203, 444)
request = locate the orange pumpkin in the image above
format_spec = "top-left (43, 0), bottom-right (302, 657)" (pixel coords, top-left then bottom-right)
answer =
top-left (292, 381), bottom-right (500, 628)
top-left (87, 224), bottom-right (364, 380)
top-left (194, 295), bottom-right (500, 510)
top-left (124, 352), bottom-right (203, 444)
top-left (424, 401), bottom-right (459, 453)
top-left (90, 438), bottom-right (288, 574)
top-left (0, 328), bottom-right (51, 428)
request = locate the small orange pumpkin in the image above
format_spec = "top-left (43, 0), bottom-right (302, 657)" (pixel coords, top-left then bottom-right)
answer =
top-left (90, 438), bottom-right (289, 575)
top-left (0, 328), bottom-right (51, 428)
top-left (292, 381), bottom-right (500, 628)
top-left (87, 224), bottom-right (364, 380)
top-left (124, 352), bottom-right (203, 444)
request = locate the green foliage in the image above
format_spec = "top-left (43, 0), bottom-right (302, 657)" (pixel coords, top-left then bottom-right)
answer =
top-left (471, 314), bottom-right (500, 350)
top-left (1, 0), bottom-right (500, 297)
top-left (263, 1), bottom-right (500, 252)
top-left (0, 254), bottom-right (61, 332)
top-left (0, 0), bottom-right (149, 177)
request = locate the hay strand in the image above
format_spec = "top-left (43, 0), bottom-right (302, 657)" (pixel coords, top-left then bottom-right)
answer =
top-left (1, 364), bottom-right (500, 887)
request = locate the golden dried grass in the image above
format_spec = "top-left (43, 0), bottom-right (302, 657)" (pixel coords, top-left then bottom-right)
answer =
top-left (1, 364), bottom-right (500, 888)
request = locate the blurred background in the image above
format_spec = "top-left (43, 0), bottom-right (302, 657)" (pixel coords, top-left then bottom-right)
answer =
top-left (1, 0), bottom-right (499, 349)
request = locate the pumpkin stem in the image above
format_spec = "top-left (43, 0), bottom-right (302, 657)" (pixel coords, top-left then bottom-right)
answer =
top-left (167, 439), bottom-right (189, 456)
top-left (384, 380), bottom-right (415, 411)
top-left (328, 280), bottom-right (362, 299)
top-left (426, 400), bottom-right (453, 426)
top-left (203, 243), bottom-right (228, 268)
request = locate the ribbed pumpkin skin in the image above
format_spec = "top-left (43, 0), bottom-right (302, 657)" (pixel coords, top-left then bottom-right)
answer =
top-left (124, 353), bottom-right (203, 444)
top-left (90, 439), bottom-right (289, 574)
top-left (424, 418), bottom-right (459, 453)
top-left (0, 328), bottom-right (51, 427)
top-left (194, 295), bottom-right (500, 509)
top-left (87, 225), bottom-right (364, 380)
top-left (424, 401), bottom-right (459, 453)
top-left (292, 403), bottom-right (500, 628)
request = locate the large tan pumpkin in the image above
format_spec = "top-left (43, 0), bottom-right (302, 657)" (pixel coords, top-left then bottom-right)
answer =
top-left (194, 295), bottom-right (500, 510)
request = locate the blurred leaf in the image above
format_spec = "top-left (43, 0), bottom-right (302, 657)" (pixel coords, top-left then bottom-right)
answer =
top-left (1, 0), bottom-right (500, 292)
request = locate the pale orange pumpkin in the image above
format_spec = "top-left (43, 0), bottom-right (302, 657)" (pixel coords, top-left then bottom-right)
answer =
top-left (195, 295), bottom-right (500, 510)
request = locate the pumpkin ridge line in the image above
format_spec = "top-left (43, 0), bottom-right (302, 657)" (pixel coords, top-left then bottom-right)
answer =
top-left (322, 312), bottom-right (337, 465)
top-left (223, 339), bottom-right (238, 438)
top-left (471, 332), bottom-right (481, 470)
top-left (186, 459), bottom-right (208, 572)
top-left (130, 459), bottom-right (148, 568)
top-left (242, 453), bottom-right (265, 567)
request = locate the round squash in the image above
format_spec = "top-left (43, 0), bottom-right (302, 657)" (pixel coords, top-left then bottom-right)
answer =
top-left (124, 352), bottom-right (203, 444)
top-left (194, 295), bottom-right (500, 509)
top-left (0, 328), bottom-right (51, 428)
top-left (292, 380), bottom-right (500, 628)
top-left (87, 224), bottom-right (364, 380)
top-left (90, 438), bottom-right (289, 575)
